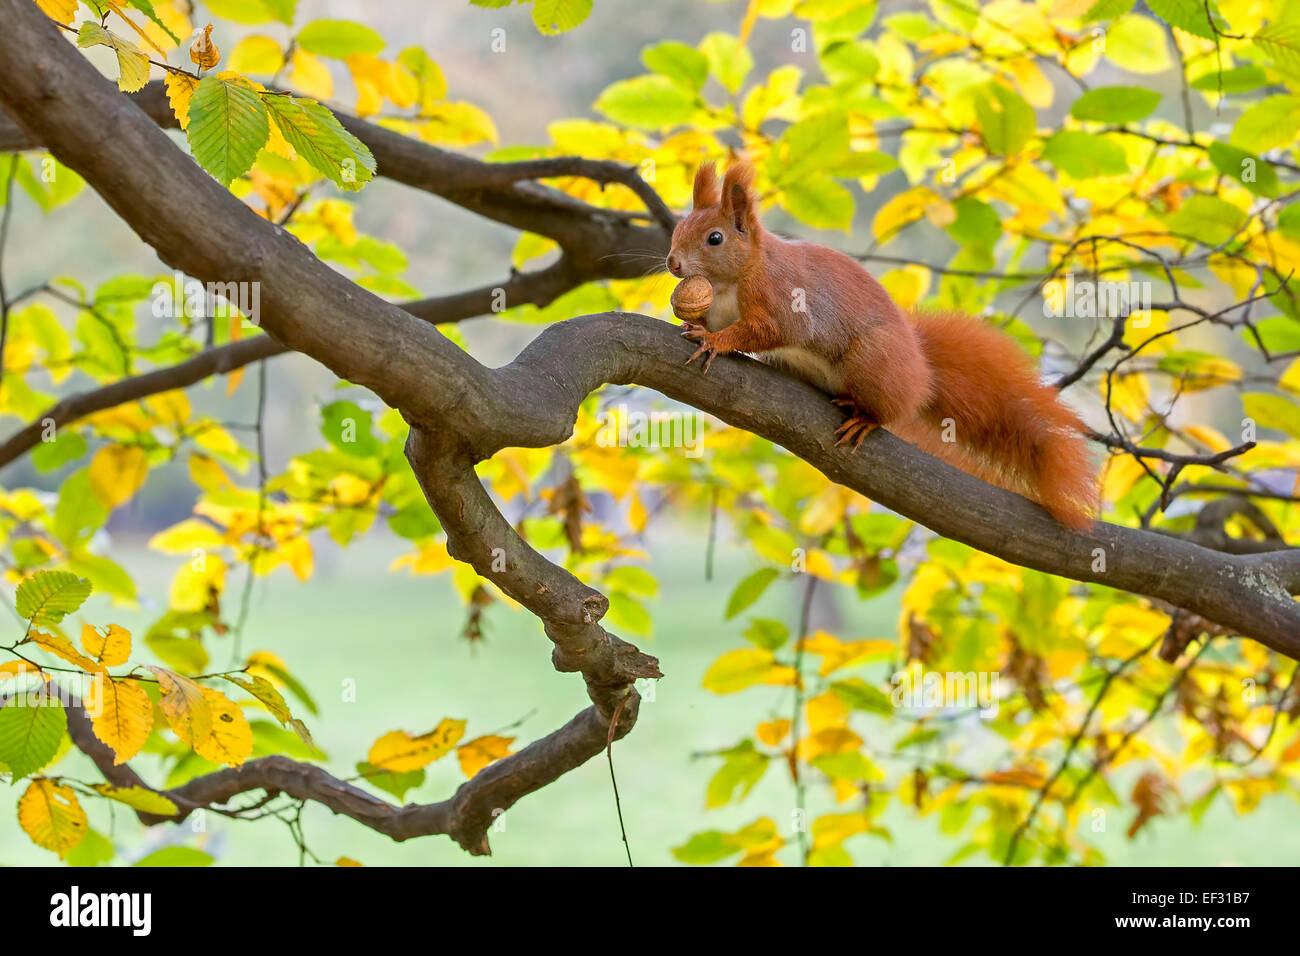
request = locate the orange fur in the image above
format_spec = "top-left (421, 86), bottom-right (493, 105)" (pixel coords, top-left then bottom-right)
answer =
top-left (667, 161), bottom-right (1098, 528)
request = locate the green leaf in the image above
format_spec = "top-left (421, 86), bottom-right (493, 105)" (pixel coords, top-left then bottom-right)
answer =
top-left (261, 95), bottom-right (376, 191)
top-left (1208, 142), bottom-right (1279, 198)
top-left (699, 32), bottom-right (753, 93)
top-left (1254, 23), bottom-right (1300, 72)
top-left (134, 846), bottom-right (214, 867)
top-left (1246, 316), bottom-right (1300, 351)
top-left (672, 830), bottom-right (741, 865)
top-left (31, 431), bottom-right (86, 473)
top-left (320, 399), bottom-right (381, 457)
top-left (1144, 0), bottom-right (1219, 39)
top-left (725, 567), bottom-right (780, 619)
top-left (65, 828), bottom-right (115, 867)
top-left (706, 741), bottom-right (768, 808)
top-left (779, 175), bottom-right (855, 231)
top-left (1164, 195), bottom-right (1247, 246)
top-left (973, 82), bottom-right (1035, 156)
top-left (16, 571), bottom-right (92, 626)
top-left (355, 761), bottom-right (425, 801)
top-left (743, 618), bottom-right (789, 650)
top-left (532, 0), bottom-right (593, 35)
top-left (1231, 95), bottom-right (1300, 153)
top-left (1041, 130), bottom-right (1129, 178)
top-left (1070, 85), bottom-right (1161, 124)
top-left (818, 39), bottom-right (880, 84)
top-left (206, 0), bottom-right (293, 24)
top-left (642, 41), bottom-right (709, 90)
top-left (1190, 66), bottom-right (1267, 93)
top-left (296, 19), bottom-right (386, 58)
top-left (594, 74), bottom-right (698, 130)
top-left (769, 110), bottom-right (850, 183)
top-left (0, 699), bottom-right (67, 780)
top-left (830, 678), bottom-right (894, 715)
top-left (946, 197), bottom-right (1001, 247)
top-left (1242, 392), bottom-right (1300, 439)
top-left (1082, 0), bottom-right (1136, 21)
top-left (186, 76), bottom-right (270, 187)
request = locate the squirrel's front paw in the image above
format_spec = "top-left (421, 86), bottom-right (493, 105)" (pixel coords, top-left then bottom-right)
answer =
top-left (682, 326), bottom-right (726, 373)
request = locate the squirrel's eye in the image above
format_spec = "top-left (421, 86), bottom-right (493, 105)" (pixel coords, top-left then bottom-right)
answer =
top-left (707, 231), bottom-right (724, 246)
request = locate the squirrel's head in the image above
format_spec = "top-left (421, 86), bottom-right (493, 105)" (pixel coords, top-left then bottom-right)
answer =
top-left (666, 162), bottom-right (761, 281)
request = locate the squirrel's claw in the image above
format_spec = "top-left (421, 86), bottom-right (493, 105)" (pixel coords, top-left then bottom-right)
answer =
top-left (685, 339), bottom-right (718, 372)
top-left (834, 404), bottom-right (878, 449)
top-left (683, 325), bottom-right (724, 373)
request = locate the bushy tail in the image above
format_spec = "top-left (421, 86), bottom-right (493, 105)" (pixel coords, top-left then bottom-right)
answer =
top-left (892, 311), bottom-right (1098, 530)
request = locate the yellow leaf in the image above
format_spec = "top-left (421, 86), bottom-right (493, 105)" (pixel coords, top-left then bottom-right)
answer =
top-left (88, 444), bottom-right (149, 509)
top-left (872, 186), bottom-right (939, 241)
top-left (756, 719), bottom-right (791, 745)
top-left (86, 676), bottom-right (153, 764)
top-left (77, 22), bottom-right (151, 93)
top-left (1280, 356), bottom-right (1300, 396)
top-left (1106, 371), bottom-right (1149, 422)
top-left (799, 485), bottom-right (850, 536)
top-left (368, 718), bottom-right (467, 772)
top-left (336, 856), bottom-right (363, 866)
top-left (419, 101), bottom-right (499, 146)
top-left (18, 780), bottom-right (87, 859)
top-left (169, 553), bottom-right (226, 613)
top-left (192, 687), bottom-right (252, 766)
top-left (1182, 424), bottom-right (1232, 454)
top-left (456, 734), bottom-right (515, 778)
top-left (0, 659), bottom-right (42, 681)
top-left (291, 48), bottom-right (334, 99)
top-left (702, 648), bottom-right (796, 694)
top-left (91, 784), bottom-right (178, 815)
top-left (29, 630), bottom-right (103, 674)
top-left (879, 265), bottom-right (931, 309)
top-left (80, 623), bottom-right (131, 667)
top-left (145, 665), bottom-right (213, 748)
top-left (37, 0), bottom-right (78, 24)
top-left (148, 518), bottom-right (224, 554)
top-left (1101, 453), bottom-right (1147, 503)
top-left (799, 631), bottom-right (894, 676)
top-left (228, 35), bottom-right (284, 74)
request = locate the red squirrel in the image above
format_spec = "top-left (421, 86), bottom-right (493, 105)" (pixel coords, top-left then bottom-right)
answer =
top-left (665, 161), bottom-right (1098, 530)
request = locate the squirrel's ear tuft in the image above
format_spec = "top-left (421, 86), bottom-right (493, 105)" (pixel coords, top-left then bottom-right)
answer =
top-left (721, 162), bottom-right (757, 234)
top-left (692, 162), bottom-right (720, 209)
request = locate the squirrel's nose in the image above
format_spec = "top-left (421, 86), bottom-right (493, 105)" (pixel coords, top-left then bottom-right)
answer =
top-left (667, 255), bottom-right (682, 277)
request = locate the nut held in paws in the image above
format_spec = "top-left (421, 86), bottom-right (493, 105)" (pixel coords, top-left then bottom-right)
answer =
top-left (671, 275), bottom-right (714, 322)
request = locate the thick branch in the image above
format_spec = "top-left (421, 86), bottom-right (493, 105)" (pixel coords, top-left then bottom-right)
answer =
top-left (65, 697), bottom-right (634, 854)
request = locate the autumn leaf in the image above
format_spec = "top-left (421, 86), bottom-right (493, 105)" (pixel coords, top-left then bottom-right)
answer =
top-left (457, 734), bottom-right (514, 778)
top-left (88, 444), bottom-right (149, 509)
top-left (145, 665), bottom-right (213, 748)
top-left (18, 779), bottom-right (87, 859)
top-left (91, 783), bottom-right (178, 816)
top-left (165, 71), bottom-right (200, 130)
top-left (80, 623), bottom-right (131, 667)
top-left (86, 676), bottom-right (153, 765)
top-left (192, 687), bottom-right (253, 766)
top-left (190, 23), bottom-right (220, 70)
top-left (368, 718), bottom-right (467, 772)
top-left (76, 21), bottom-right (151, 92)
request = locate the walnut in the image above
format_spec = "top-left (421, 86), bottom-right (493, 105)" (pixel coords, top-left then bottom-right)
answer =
top-left (671, 275), bottom-right (714, 322)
